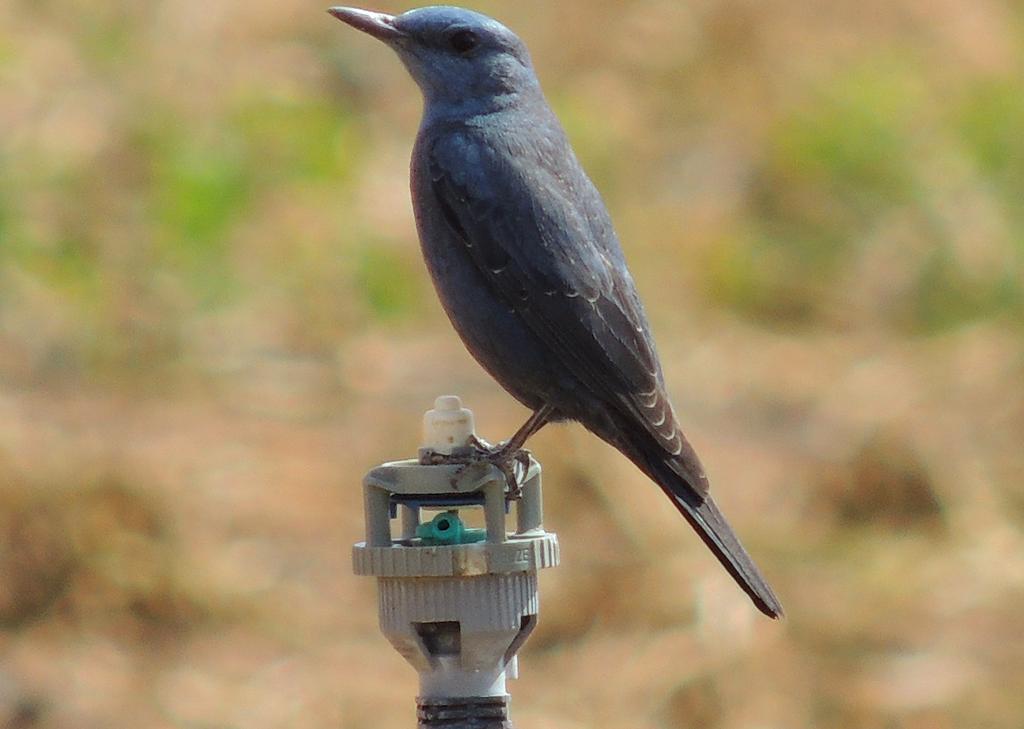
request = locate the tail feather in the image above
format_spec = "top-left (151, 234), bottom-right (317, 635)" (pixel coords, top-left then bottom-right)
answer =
top-left (585, 410), bottom-right (783, 618)
top-left (664, 485), bottom-right (784, 619)
top-left (624, 432), bottom-right (784, 618)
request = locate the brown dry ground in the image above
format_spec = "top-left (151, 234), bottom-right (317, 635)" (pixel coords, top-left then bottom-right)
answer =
top-left (2, 1), bottom-right (1024, 728)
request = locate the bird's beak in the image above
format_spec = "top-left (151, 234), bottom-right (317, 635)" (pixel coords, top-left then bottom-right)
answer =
top-left (328, 7), bottom-right (405, 42)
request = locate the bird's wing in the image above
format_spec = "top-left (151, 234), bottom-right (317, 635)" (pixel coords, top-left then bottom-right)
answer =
top-left (428, 128), bottom-right (703, 489)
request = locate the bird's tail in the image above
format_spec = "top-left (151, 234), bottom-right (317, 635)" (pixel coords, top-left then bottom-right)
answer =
top-left (660, 479), bottom-right (784, 618)
top-left (622, 433), bottom-right (784, 619)
top-left (587, 408), bottom-right (784, 617)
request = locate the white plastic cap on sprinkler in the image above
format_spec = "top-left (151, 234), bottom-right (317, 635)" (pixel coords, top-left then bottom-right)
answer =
top-left (422, 395), bottom-right (475, 454)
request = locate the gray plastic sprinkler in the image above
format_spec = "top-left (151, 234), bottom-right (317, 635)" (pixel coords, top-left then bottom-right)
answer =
top-left (353, 396), bottom-right (560, 728)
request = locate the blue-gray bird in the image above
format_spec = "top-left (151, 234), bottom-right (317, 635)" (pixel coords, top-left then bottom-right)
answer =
top-left (329, 5), bottom-right (783, 618)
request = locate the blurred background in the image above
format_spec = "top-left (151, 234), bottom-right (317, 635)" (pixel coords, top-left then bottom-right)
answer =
top-left (1, 0), bottom-right (1023, 727)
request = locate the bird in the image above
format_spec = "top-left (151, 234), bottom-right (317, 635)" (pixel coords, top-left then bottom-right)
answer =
top-left (329, 5), bottom-right (783, 618)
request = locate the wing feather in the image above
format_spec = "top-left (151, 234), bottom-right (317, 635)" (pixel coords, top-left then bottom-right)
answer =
top-left (428, 129), bottom-right (696, 479)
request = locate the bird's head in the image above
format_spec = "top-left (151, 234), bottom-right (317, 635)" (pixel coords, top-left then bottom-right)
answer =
top-left (329, 6), bottom-right (539, 110)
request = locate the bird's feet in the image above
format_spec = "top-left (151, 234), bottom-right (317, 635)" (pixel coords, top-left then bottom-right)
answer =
top-left (419, 436), bottom-right (531, 498)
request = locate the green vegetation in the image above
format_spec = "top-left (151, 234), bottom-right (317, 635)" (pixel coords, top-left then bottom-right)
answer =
top-left (355, 240), bottom-right (424, 321)
top-left (705, 59), bottom-right (1024, 333)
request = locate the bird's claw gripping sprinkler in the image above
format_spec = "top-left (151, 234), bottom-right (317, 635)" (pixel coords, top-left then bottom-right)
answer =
top-left (353, 396), bottom-right (559, 728)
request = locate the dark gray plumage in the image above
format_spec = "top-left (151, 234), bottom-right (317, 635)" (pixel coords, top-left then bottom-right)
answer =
top-left (329, 5), bottom-right (783, 618)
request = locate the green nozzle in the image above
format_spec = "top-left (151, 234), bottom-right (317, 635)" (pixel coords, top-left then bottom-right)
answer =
top-left (415, 510), bottom-right (486, 545)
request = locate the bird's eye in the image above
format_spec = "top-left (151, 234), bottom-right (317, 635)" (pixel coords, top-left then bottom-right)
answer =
top-left (448, 29), bottom-right (479, 54)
